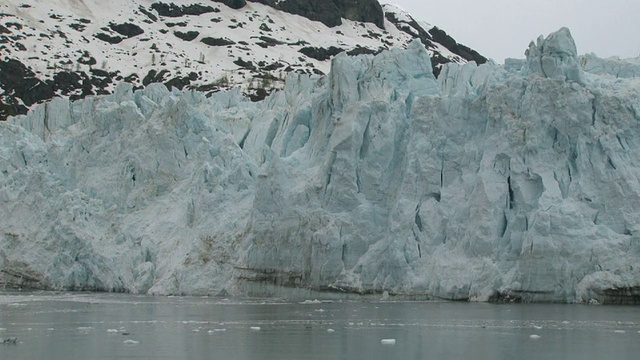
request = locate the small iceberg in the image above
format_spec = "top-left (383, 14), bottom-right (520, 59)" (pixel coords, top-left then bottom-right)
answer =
top-left (327, 329), bottom-right (335, 333)
top-left (123, 339), bottom-right (140, 344)
top-left (299, 299), bottom-right (322, 304)
top-left (530, 335), bottom-right (541, 340)
top-left (381, 339), bottom-right (396, 345)
top-left (250, 326), bottom-right (261, 331)
top-left (1, 337), bottom-right (18, 344)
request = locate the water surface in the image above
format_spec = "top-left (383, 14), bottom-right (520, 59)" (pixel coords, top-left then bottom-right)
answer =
top-left (1, 293), bottom-right (639, 359)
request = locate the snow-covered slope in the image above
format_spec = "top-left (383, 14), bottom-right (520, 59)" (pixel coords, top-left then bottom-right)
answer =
top-left (2, 29), bottom-right (640, 304)
top-left (0, 0), bottom-right (486, 120)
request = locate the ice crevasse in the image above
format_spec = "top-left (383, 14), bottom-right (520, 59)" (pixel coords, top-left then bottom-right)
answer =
top-left (1, 28), bottom-right (640, 303)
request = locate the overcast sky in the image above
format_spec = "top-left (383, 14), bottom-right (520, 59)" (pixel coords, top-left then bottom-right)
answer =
top-left (387, 0), bottom-right (640, 63)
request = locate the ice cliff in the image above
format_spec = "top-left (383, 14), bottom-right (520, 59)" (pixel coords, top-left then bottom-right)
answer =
top-left (2, 28), bottom-right (640, 303)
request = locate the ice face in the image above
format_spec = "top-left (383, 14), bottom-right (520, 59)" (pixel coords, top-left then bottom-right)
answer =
top-left (1, 29), bottom-right (640, 303)
top-left (525, 27), bottom-right (585, 84)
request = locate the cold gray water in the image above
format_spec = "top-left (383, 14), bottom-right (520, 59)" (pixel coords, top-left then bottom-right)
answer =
top-left (1, 293), bottom-right (639, 359)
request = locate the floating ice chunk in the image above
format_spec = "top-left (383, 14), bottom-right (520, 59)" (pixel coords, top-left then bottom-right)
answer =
top-left (1, 337), bottom-right (18, 344)
top-left (327, 329), bottom-right (335, 333)
top-left (107, 329), bottom-right (119, 333)
top-left (532, 325), bottom-right (543, 330)
top-left (530, 335), bottom-right (541, 339)
top-left (250, 327), bottom-right (261, 331)
top-left (614, 330), bottom-right (626, 334)
top-left (207, 329), bottom-right (227, 334)
top-left (123, 339), bottom-right (140, 344)
top-left (314, 309), bottom-right (325, 312)
top-left (381, 339), bottom-right (396, 345)
top-left (300, 299), bottom-right (322, 304)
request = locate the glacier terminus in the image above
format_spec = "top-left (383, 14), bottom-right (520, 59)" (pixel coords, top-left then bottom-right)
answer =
top-left (1, 28), bottom-right (640, 304)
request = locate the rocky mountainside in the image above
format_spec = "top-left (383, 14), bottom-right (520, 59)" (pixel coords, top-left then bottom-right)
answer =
top-left (2, 28), bottom-right (640, 303)
top-left (0, 0), bottom-right (486, 120)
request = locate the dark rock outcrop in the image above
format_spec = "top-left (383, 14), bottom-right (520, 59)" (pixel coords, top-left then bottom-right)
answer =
top-left (109, 22), bottom-right (144, 38)
top-left (248, 0), bottom-right (384, 29)
top-left (384, 10), bottom-right (487, 76)
top-left (201, 37), bottom-right (235, 46)
top-left (299, 46), bottom-right (344, 61)
top-left (94, 33), bottom-right (124, 44)
top-left (151, 2), bottom-right (218, 17)
top-left (0, 59), bottom-right (120, 120)
top-left (143, 69), bottom-right (171, 86)
top-left (255, 36), bottom-right (285, 48)
top-left (139, 6), bottom-right (158, 22)
top-left (0, 59), bottom-right (52, 119)
top-left (234, 58), bottom-right (257, 71)
top-left (346, 46), bottom-right (381, 56)
top-left (164, 72), bottom-right (198, 90)
top-left (428, 26), bottom-right (486, 65)
top-left (332, 0), bottom-right (383, 29)
top-left (173, 30), bottom-right (199, 41)
top-left (212, 0), bottom-right (247, 9)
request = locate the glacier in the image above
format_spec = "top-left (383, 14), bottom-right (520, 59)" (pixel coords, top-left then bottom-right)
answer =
top-left (2, 28), bottom-right (640, 303)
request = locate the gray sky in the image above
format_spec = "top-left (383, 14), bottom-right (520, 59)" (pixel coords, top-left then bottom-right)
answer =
top-left (388, 0), bottom-right (640, 63)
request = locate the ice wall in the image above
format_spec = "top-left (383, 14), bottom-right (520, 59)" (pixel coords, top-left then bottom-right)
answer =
top-left (2, 31), bottom-right (640, 303)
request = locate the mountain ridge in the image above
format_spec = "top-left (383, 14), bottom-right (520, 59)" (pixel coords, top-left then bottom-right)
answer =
top-left (0, 0), bottom-right (487, 120)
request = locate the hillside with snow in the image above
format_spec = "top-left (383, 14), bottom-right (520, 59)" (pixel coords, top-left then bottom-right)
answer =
top-left (0, 0), bottom-right (486, 120)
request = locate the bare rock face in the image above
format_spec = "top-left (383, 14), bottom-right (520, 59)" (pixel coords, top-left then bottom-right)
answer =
top-left (212, 0), bottom-right (247, 9)
top-left (249, 0), bottom-right (384, 28)
top-left (332, 0), bottom-right (384, 29)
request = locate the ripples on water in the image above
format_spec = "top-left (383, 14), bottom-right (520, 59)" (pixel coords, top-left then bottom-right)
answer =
top-left (1, 293), bottom-right (639, 359)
